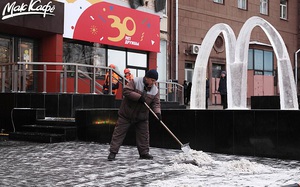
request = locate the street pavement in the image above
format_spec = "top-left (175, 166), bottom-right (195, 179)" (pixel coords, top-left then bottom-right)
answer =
top-left (0, 140), bottom-right (300, 187)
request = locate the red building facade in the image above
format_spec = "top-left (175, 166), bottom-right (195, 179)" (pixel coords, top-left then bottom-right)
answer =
top-left (0, 0), bottom-right (163, 97)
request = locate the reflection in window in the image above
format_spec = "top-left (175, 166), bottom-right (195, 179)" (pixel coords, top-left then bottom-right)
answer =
top-left (0, 38), bottom-right (10, 63)
top-left (106, 50), bottom-right (148, 77)
top-left (254, 50), bottom-right (263, 71)
top-left (264, 51), bottom-right (273, 71)
top-left (93, 43), bottom-right (106, 76)
top-left (248, 49), bottom-right (273, 75)
top-left (0, 37), bottom-right (11, 92)
top-left (63, 41), bottom-right (149, 79)
top-left (107, 49), bottom-right (125, 75)
top-left (127, 52), bottom-right (147, 77)
top-left (19, 39), bottom-right (35, 91)
top-left (19, 40), bottom-right (33, 63)
top-left (248, 49), bottom-right (253, 69)
top-left (128, 52), bottom-right (147, 68)
top-left (63, 41), bottom-right (106, 77)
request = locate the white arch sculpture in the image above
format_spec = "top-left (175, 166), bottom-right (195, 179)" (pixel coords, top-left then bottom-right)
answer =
top-left (191, 16), bottom-right (299, 110)
top-left (190, 23), bottom-right (236, 109)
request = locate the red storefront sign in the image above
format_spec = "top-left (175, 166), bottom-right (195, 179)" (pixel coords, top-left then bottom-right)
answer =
top-left (73, 2), bottom-right (160, 52)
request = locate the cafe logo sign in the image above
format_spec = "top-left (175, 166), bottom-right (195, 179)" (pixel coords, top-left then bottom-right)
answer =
top-left (2, 0), bottom-right (55, 20)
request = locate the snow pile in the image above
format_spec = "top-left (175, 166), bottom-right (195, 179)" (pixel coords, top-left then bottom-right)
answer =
top-left (223, 158), bottom-right (273, 174)
top-left (172, 149), bottom-right (214, 166)
top-left (170, 150), bottom-right (274, 175)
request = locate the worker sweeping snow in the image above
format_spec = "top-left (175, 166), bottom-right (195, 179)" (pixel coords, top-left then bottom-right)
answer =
top-left (107, 69), bottom-right (161, 161)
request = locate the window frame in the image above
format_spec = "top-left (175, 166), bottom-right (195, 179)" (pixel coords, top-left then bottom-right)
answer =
top-left (260, 0), bottom-right (269, 15)
top-left (280, 0), bottom-right (287, 20)
top-left (248, 48), bottom-right (274, 76)
top-left (238, 0), bottom-right (247, 10)
top-left (63, 39), bottom-right (149, 79)
top-left (213, 0), bottom-right (224, 5)
top-left (184, 61), bottom-right (194, 83)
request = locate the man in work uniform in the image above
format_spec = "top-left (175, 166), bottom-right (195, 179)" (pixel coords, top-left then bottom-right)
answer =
top-left (124, 68), bottom-right (134, 85)
top-left (108, 69), bottom-right (161, 161)
top-left (103, 64), bottom-right (120, 95)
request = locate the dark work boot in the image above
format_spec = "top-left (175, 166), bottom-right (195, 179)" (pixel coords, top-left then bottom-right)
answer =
top-left (139, 153), bottom-right (153, 160)
top-left (107, 152), bottom-right (116, 161)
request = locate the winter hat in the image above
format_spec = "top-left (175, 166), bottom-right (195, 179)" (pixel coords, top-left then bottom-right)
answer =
top-left (145, 69), bottom-right (158, 80)
top-left (221, 71), bottom-right (226, 75)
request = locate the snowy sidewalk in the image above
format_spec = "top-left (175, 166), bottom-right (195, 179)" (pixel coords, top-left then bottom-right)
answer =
top-left (0, 141), bottom-right (299, 186)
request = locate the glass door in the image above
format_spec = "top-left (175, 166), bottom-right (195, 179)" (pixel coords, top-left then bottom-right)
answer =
top-left (212, 63), bottom-right (223, 105)
top-left (18, 39), bottom-right (35, 91)
top-left (0, 37), bottom-right (12, 92)
top-left (0, 36), bottom-right (36, 92)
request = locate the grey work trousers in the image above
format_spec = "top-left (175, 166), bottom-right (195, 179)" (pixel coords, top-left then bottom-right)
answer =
top-left (109, 116), bottom-right (150, 155)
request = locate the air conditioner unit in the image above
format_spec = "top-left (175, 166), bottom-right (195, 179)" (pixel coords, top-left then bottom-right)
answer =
top-left (190, 45), bottom-right (201, 54)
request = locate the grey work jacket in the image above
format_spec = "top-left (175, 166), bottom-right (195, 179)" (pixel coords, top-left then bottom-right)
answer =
top-left (118, 77), bottom-right (161, 121)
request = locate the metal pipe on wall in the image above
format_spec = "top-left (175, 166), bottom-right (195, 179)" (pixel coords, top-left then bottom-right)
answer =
top-left (175, 0), bottom-right (178, 80)
top-left (295, 49), bottom-right (300, 92)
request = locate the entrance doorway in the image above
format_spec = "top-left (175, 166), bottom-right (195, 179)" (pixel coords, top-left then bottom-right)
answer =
top-left (0, 36), bottom-right (36, 92)
top-left (0, 37), bottom-right (12, 92)
top-left (211, 63), bottom-right (225, 105)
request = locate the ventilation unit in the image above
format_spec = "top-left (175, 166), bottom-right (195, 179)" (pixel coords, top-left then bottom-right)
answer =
top-left (190, 45), bottom-right (201, 54)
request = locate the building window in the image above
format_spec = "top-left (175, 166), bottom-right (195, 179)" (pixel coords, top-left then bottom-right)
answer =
top-left (63, 39), bottom-right (106, 77)
top-left (213, 0), bottom-right (224, 4)
top-left (248, 49), bottom-right (254, 70)
top-left (185, 62), bottom-right (194, 83)
top-left (263, 51), bottom-right (273, 76)
top-left (280, 0), bottom-right (287, 20)
top-left (63, 40), bottom-right (149, 79)
top-left (260, 0), bottom-right (268, 15)
top-left (162, 0), bottom-right (167, 16)
top-left (238, 0), bottom-right (247, 10)
top-left (127, 51), bottom-right (148, 77)
top-left (248, 49), bottom-right (273, 75)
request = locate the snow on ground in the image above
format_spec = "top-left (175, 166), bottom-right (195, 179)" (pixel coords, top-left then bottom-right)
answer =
top-left (0, 141), bottom-right (299, 186)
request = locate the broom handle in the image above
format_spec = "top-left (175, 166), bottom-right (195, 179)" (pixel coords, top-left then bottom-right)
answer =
top-left (144, 102), bottom-right (184, 147)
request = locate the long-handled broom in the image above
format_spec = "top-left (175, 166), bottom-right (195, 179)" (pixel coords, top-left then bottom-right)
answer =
top-left (144, 102), bottom-right (198, 166)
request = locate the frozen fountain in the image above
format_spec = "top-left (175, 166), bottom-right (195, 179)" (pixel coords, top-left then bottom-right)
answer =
top-left (191, 16), bottom-right (298, 110)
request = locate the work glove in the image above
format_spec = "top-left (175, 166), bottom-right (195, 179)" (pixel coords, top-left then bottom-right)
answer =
top-left (155, 113), bottom-right (162, 121)
top-left (138, 96), bottom-right (146, 103)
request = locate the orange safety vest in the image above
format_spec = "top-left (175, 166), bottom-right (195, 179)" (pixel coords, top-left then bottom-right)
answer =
top-left (105, 72), bottom-right (119, 85)
top-left (103, 72), bottom-right (119, 94)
